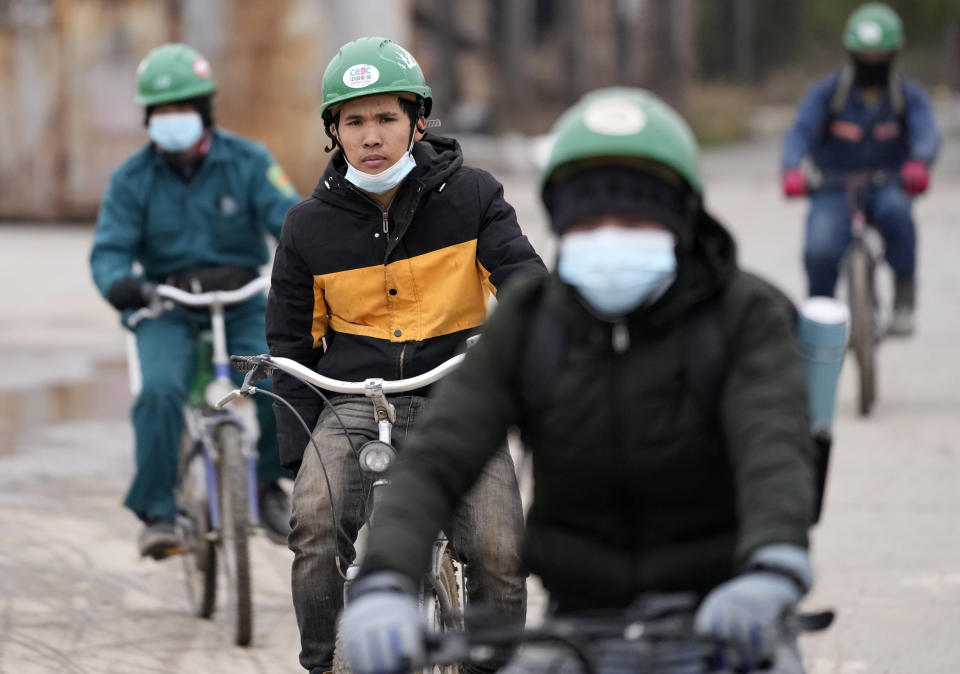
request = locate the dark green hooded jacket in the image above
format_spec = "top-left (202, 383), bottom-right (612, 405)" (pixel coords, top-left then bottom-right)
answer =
top-left (361, 208), bottom-right (814, 610)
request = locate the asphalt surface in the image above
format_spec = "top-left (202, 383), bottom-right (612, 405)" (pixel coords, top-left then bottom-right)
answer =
top-left (1, 117), bottom-right (959, 672)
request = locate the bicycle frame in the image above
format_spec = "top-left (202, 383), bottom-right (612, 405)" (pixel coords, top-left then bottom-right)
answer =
top-left (126, 277), bottom-right (271, 532)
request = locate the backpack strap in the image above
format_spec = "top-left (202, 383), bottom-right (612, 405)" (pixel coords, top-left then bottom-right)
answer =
top-left (828, 65), bottom-right (855, 121)
top-left (888, 68), bottom-right (905, 120)
top-left (684, 296), bottom-right (726, 420)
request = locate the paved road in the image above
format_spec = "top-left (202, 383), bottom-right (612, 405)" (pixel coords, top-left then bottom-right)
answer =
top-left (1, 118), bottom-right (959, 672)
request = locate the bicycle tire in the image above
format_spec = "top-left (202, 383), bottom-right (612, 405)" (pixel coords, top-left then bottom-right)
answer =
top-left (848, 244), bottom-right (876, 416)
top-left (331, 551), bottom-right (462, 674)
top-left (429, 552), bottom-right (462, 674)
top-left (217, 422), bottom-right (253, 646)
top-left (175, 434), bottom-right (217, 619)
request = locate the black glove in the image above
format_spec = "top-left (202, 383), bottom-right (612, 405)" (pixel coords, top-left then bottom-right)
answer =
top-left (106, 277), bottom-right (152, 311)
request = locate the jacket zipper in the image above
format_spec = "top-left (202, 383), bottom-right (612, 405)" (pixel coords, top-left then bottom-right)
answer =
top-left (398, 342), bottom-right (407, 379)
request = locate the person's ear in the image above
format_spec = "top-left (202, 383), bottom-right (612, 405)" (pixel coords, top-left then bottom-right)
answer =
top-left (414, 116), bottom-right (426, 141)
top-left (329, 123), bottom-right (339, 140)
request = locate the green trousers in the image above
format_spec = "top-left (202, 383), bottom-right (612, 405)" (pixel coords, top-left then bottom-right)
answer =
top-left (124, 293), bottom-right (287, 521)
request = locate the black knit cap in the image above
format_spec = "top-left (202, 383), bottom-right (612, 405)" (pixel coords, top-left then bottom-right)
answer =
top-left (544, 164), bottom-right (697, 246)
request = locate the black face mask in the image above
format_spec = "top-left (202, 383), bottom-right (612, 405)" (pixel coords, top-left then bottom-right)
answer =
top-left (852, 57), bottom-right (892, 88)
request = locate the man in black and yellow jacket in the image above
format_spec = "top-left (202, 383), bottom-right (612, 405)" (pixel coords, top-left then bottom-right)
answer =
top-left (265, 37), bottom-right (544, 673)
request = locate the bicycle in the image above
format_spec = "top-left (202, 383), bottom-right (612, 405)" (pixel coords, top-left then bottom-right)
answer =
top-left (805, 170), bottom-right (900, 416)
top-left (125, 275), bottom-right (270, 646)
top-left (425, 595), bottom-right (834, 674)
top-left (218, 350), bottom-right (469, 673)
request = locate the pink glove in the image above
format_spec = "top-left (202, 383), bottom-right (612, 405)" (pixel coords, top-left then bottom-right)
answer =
top-left (782, 168), bottom-right (807, 198)
top-left (901, 160), bottom-right (929, 196)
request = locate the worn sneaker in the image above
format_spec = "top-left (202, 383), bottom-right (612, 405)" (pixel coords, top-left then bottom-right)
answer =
top-left (259, 481), bottom-right (292, 545)
top-left (888, 307), bottom-right (915, 337)
top-left (138, 518), bottom-right (181, 560)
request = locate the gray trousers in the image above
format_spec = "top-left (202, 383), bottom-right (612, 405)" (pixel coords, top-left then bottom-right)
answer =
top-left (289, 395), bottom-right (527, 672)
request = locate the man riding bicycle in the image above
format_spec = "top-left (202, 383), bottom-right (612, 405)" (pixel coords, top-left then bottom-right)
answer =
top-left (265, 37), bottom-right (544, 673)
top-left (781, 2), bottom-right (940, 336)
top-left (90, 43), bottom-right (299, 559)
top-left (341, 88), bottom-right (817, 674)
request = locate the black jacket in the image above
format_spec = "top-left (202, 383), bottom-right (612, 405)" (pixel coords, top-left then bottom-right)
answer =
top-left (266, 135), bottom-right (545, 467)
top-left (361, 209), bottom-right (814, 610)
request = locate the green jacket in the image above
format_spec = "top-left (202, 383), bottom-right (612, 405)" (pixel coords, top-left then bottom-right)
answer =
top-left (362, 209), bottom-right (814, 609)
top-left (90, 129), bottom-right (299, 297)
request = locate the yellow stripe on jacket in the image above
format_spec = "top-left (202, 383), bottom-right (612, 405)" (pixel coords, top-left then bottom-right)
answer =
top-left (311, 239), bottom-right (495, 347)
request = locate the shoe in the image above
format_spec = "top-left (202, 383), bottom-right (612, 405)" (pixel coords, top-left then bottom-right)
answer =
top-left (258, 480), bottom-right (292, 544)
top-left (888, 307), bottom-right (915, 337)
top-left (889, 276), bottom-right (916, 337)
top-left (138, 518), bottom-right (181, 560)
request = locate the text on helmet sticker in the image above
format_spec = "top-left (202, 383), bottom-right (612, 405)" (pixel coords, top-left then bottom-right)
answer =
top-left (857, 21), bottom-right (883, 45)
top-left (583, 99), bottom-right (647, 136)
top-left (343, 64), bottom-right (380, 89)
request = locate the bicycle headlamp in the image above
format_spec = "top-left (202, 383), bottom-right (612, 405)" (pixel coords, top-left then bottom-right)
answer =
top-left (358, 440), bottom-right (397, 474)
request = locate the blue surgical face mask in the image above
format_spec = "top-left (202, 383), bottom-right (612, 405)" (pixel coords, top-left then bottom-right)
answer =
top-left (557, 226), bottom-right (678, 317)
top-left (344, 140), bottom-right (417, 195)
top-left (148, 112), bottom-right (204, 152)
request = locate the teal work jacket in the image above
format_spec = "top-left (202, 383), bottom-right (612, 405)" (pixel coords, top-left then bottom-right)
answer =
top-left (90, 128), bottom-right (299, 297)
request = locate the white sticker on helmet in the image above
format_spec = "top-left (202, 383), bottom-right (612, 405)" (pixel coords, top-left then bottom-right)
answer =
top-left (193, 58), bottom-right (211, 78)
top-left (583, 99), bottom-right (647, 136)
top-left (857, 21), bottom-right (883, 45)
top-left (343, 64), bottom-right (381, 89)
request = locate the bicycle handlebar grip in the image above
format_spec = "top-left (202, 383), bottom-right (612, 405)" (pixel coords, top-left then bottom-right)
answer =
top-left (231, 355), bottom-right (260, 372)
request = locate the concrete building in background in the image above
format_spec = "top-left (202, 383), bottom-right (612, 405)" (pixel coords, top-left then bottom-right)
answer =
top-left (0, 0), bottom-right (410, 220)
top-left (0, 0), bottom-right (695, 220)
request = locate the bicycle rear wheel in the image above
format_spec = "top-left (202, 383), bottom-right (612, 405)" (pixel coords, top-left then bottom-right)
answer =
top-left (217, 422), bottom-right (253, 646)
top-left (848, 244), bottom-right (877, 416)
top-left (175, 435), bottom-right (217, 618)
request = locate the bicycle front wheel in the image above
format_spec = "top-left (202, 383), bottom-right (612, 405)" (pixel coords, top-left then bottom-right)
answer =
top-left (423, 552), bottom-right (461, 674)
top-left (848, 244), bottom-right (877, 416)
top-left (176, 433), bottom-right (217, 618)
top-left (217, 422), bottom-right (253, 646)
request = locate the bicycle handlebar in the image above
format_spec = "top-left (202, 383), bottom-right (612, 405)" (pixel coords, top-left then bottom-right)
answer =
top-left (215, 352), bottom-right (467, 409)
top-left (125, 276), bottom-right (270, 328)
top-left (425, 608), bottom-right (834, 673)
top-left (806, 168), bottom-right (902, 192)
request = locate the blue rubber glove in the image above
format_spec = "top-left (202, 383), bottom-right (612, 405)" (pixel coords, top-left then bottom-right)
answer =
top-left (341, 572), bottom-right (425, 674)
top-left (694, 544), bottom-right (813, 671)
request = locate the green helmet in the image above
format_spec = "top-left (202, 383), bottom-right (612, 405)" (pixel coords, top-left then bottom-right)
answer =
top-left (136, 43), bottom-right (216, 107)
top-left (319, 37), bottom-right (432, 118)
top-left (843, 3), bottom-right (904, 52)
top-left (542, 87), bottom-right (702, 197)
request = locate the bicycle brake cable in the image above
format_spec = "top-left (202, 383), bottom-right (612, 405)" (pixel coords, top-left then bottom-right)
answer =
top-left (246, 387), bottom-right (354, 578)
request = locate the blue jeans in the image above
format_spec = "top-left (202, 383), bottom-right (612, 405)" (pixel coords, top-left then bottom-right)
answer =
top-left (124, 294), bottom-right (286, 521)
top-left (289, 395), bottom-right (527, 672)
top-left (804, 185), bottom-right (916, 297)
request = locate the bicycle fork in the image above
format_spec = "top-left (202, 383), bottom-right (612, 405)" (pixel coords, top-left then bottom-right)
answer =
top-left (209, 302), bottom-right (261, 527)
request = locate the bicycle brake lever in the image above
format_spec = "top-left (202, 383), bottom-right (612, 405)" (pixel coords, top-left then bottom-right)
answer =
top-left (215, 389), bottom-right (245, 409)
